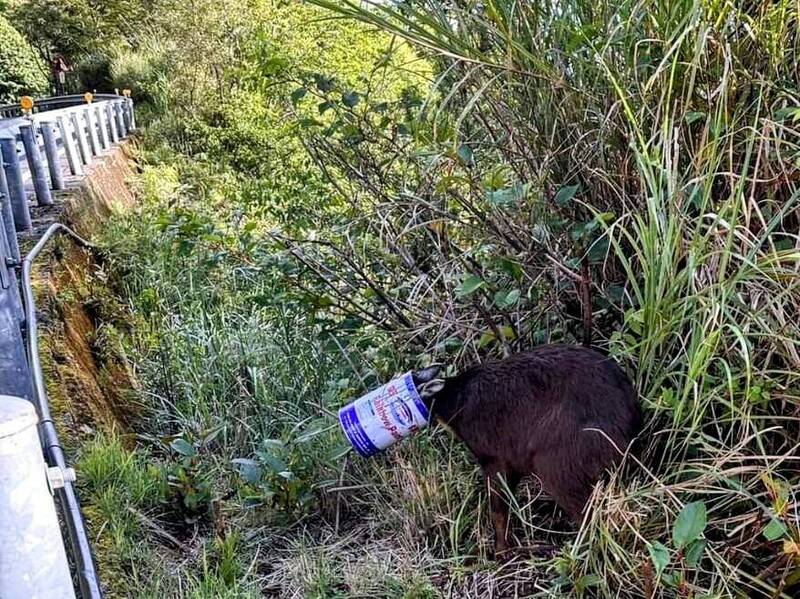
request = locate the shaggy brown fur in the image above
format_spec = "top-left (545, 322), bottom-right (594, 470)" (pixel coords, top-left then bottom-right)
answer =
top-left (413, 344), bottom-right (641, 554)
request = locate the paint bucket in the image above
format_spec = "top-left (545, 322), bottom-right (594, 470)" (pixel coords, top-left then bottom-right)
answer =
top-left (338, 372), bottom-right (429, 457)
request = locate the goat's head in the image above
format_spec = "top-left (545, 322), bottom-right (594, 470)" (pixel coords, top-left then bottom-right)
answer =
top-left (412, 365), bottom-right (445, 399)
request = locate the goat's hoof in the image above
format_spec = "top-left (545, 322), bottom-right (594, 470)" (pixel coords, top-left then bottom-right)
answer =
top-left (493, 547), bottom-right (515, 563)
top-left (519, 543), bottom-right (559, 557)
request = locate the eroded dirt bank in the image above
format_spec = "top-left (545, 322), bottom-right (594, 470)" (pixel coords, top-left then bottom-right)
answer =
top-left (23, 144), bottom-right (140, 448)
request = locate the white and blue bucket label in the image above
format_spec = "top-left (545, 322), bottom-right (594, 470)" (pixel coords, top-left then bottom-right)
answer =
top-left (338, 372), bottom-right (430, 457)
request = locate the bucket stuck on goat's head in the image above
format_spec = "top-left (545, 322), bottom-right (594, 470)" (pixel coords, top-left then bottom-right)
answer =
top-left (338, 372), bottom-right (429, 457)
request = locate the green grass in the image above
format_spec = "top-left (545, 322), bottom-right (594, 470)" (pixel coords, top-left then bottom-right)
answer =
top-left (78, 431), bottom-right (264, 597)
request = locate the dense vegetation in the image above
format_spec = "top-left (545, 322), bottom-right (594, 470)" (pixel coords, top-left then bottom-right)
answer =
top-left (12, 0), bottom-right (800, 597)
top-left (0, 13), bottom-right (48, 102)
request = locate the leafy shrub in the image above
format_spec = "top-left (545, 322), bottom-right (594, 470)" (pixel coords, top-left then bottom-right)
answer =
top-left (233, 431), bottom-right (342, 521)
top-left (71, 51), bottom-right (112, 92)
top-left (0, 15), bottom-right (48, 102)
top-left (165, 433), bottom-right (216, 517)
top-left (110, 39), bottom-right (171, 110)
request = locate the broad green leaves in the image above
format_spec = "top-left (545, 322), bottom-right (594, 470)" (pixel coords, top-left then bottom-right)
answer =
top-left (763, 518), bottom-right (788, 541)
top-left (0, 15), bottom-right (49, 103)
top-left (232, 434), bottom-right (329, 517)
top-left (290, 87), bottom-right (307, 104)
top-left (485, 182), bottom-right (529, 206)
top-left (342, 90), bottom-right (361, 107)
top-left (648, 541), bottom-right (670, 577)
top-left (554, 184), bottom-right (579, 206)
top-left (456, 143), bottom-right (474, 167)
top-left (494, 288), bottom-right (520, 309)
top-left (478, 325), bottom-right (516, 348)
top-left (456, 275), bottom-right (520, 308)
top-left (673, 501), bottom-right (707, 549)
top-left (685, 111), bottom-right (706, 125)
top-left (648, 501), bottom-right (709, 588)
top-left (231, 458), bottom-right (261, 484)
top-left (684, 539), bottom-right (707, 567)
top-left (456, 274), bottom-right (484, 297)
top-left (481, 166), bottom-right (530, 206)
top-left (170, 437), bottom-right (197, 457)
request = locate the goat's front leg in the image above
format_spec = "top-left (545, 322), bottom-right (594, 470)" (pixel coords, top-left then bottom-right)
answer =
top-left (483, 463), bottom-right (519, 558)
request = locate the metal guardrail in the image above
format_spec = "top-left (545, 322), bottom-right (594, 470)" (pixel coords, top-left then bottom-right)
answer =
top-left (0, 95), bottom-right (134, 218)
top-left (0, 94), bottom-right (122, 119)
top-left (0, 93), bottom-right (136, 598)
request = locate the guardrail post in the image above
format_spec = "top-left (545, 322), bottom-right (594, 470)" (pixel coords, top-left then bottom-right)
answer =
top-left (126, 98), bottom-right (136, 131)
top-left (120, 101), bottom-right (130, 132)
top-left (0, 215), bottom-right (23, 322)
top-left (0, 213), bottom-right (11, 273)
top-left (0, 137), bottom-right (31, 231)
top-left (95, 105), bottom-right (110, 150)
top-left (39, 121), bottom-right (65, 191)
top-left (105, 102), bottom-right (119, 144)
top-left (84, 108), bottom-right (101, 156)
top-left (0, 292), bottom-right (32, 397)
top-left (0, 161), bottom-right (20, 261)
top-left (56, 116), bottom-right (82, 177)
top-left (20, 124), bottom-right (53, 206)
top-left (0, 396), bottom-right (76, 599)
top-left (0, 205), bottom-right (23, 326)
top-left (0, 210), bottom-right (18, 290)
top-left (114, 101), bottom-right (127, 138)
top-left (69, 112), bottom-right (91, 166)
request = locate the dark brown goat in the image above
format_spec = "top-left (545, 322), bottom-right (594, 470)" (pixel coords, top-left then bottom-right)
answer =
top-left (412, 344), bottom-right (641, 554)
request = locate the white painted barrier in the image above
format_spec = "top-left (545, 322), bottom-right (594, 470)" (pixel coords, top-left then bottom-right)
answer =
top-left (0, 395), bottom-right (75, 599)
